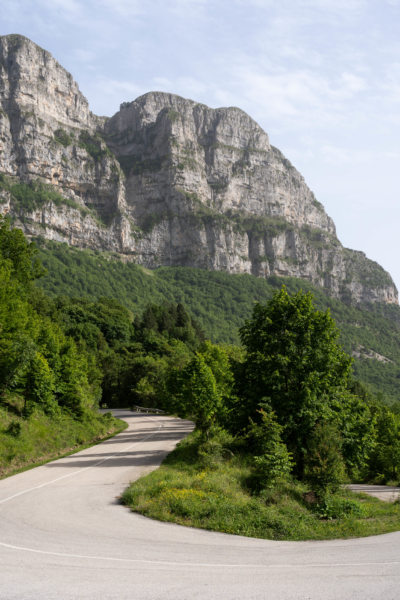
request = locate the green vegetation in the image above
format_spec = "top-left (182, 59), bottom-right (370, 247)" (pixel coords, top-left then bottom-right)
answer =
top-left (167, 109), bottom-right (180, 122)
top-left (185, 199), bottom-right (293, 238)
top-left (2, 220), bottom-right (399, 540)
top-left (209, 181), bottom-right (228, 193)
top-left (0, 174), bottom-right (113, 228)
top-left (78, 131), bottom-right (113, 162)
top-left (0, 174), bottom-right (90, 216)
top-left (232, 213), bottom-right (291, 237)
top-left (177, 188), bottom-right (202, 204)
top-left (121, 430), bottom-right (400, 540)
top-left (175, 146), bottom-right (199, 171)
top-left (299, 225), bottom-right (339, 249)
top-left (343, 248), bottom-right (393, 289)
top-left (54, 128), bottom-right (73, 147)
top-left (237, 288), bottom-right (353, 474)
top-left (0, 404), bottom-right (126, 478)
top-left (123, 288), bottom-right (400, 540)
top-left (36, 241), bottom-right (400, 405)
top-left (0, 217), bottom-right (204, 475)
top-left (0, 216), bottom-right (128, 475)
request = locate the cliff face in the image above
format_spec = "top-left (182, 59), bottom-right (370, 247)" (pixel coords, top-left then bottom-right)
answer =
top-left (0, 34), bottom-right (128, 248)
top-left (0, 34), bottom-right (397, 305)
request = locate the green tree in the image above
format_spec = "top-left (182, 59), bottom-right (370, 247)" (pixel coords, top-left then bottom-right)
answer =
top-left (249, 410), bottom-right (293, 489)
top-left (0, 215), bottom-right (44, 285)
top-left (331, 390), bottom-right (377, 479)
top-left (197, 341), bottom-right (234, 425)
top-left (57, 341), bottom-right (95, 417)
top-left (24, 351), bottom-right (57, 416)
top-left (304, 421), bottom-right (346, 499)
top-left (167, 354), bottom-right (220, 433)
top-left (0, 261), bottom-right (35, 394)
top-left (239, 286), bottom-right (352, 473)
top-left (368, 407), bottom-right (400, 482)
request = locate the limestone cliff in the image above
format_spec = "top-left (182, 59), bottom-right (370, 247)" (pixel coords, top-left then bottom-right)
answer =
top-left (0, 34), bottom-right (397, 305)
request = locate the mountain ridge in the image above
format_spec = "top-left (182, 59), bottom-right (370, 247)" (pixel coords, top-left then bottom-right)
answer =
top-left (0, 33), bottom-right (397, 305)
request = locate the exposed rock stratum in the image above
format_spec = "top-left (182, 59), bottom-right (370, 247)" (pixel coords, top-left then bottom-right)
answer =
top-left (0, 34), bottom-right (397, 304)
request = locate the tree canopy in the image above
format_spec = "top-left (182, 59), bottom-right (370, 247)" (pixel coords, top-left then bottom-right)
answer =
top-left (238, 286), bottom-right (353, 470)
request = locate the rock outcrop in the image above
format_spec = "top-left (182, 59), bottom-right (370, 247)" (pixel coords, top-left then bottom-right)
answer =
top-left (0, 34), bottom-right (397, 304)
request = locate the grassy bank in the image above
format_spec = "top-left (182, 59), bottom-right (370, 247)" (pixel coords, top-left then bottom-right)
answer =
top-left (0, 398), bottom-right (127, 478)
top-left (121, 430), bottom-right (400, 541)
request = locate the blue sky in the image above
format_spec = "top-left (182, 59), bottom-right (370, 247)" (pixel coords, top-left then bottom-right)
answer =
top-left (2, 0), bottom-right (400, 290)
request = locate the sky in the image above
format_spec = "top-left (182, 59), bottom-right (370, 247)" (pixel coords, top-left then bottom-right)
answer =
top-left (2, 0), bottom-right (400, 290)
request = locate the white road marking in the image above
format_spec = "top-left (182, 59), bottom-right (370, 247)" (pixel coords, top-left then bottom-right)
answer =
top-left (0, 420), bottom-right (163, 505)
top-left (0, 540), bottom-right (399, 569)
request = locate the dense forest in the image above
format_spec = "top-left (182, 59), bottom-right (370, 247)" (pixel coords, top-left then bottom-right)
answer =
top-left (0, 217), bottom-right (210, 475)
top-left (0, 217), bottom-right (125, 475)
top-left (37, 239), bottom-right (400, 406)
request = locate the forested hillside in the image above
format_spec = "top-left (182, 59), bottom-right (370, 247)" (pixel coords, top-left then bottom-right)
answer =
top-left (0, 219), bottom-right (206, 475)
top-left (2, 220), bottom-right (400, 542)
top-left (37, 240), bottom-right (400, 406)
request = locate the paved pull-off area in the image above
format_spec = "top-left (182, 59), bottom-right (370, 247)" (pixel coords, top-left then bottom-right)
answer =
top-left (348, 484), bottom-right (400, 503)
top-left (0, 411), bottom-right (399, 600)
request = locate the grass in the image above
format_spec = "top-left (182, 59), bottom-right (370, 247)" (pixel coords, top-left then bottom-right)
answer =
top-left (121, 430), bottom-right (400, 541)
top-left (0, 397), bottom-right (127, 479)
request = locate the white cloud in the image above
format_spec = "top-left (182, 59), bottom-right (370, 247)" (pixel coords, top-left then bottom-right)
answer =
top-left (175, 76), bottom-right (207, 97)
top-left (97, 0), bottom-right (144, 18)
top-left (339, 72), bottom-right (367, 94)
top-left (152, 77), bottom-right (173, 89)
top-left (74, 48), bottom-right (97, 64)
top-left (210, 59), bottom-right (370, 135)
top-left (320, 145), bottom-right (373, 165)
top-left (37, 0), bottom-right (85, 19)
top-left (82, 76), bottom-right (144, 115)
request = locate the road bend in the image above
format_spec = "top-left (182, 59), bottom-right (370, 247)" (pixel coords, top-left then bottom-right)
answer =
top-left (0, 410), bottom-right (399, 599)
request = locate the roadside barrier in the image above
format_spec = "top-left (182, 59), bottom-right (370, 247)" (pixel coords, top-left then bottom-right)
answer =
top-left (132, 405), bottom-right (165, 414)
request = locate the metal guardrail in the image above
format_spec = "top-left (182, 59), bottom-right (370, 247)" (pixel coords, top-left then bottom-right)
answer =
top-left (132, 405), bottom-right (165, 414)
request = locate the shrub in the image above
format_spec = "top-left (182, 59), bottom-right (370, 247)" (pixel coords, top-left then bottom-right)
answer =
top-left (5, 421), bottom-right (22, 437)
top-left (197, 426), bottom-right (235, 468)
top-left (54, 129), bottom-right (73, 147)
top-left (79, 131), bottom-right (112, 162)
top-left (313, 495), bottom-right (365, 520)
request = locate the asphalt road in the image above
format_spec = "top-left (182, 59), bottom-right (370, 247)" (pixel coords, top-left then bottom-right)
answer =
top-left (348, 484), bottom-right (400, 502)
top-left (1, 410), bottom-right (399, 600)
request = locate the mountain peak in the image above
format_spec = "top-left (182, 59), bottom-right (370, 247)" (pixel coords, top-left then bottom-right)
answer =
top-left (0, 35), bottom-right (397, 305)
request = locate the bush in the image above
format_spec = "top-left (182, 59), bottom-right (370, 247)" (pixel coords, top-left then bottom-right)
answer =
top-left (197, 426), bottom-right (235, 468)
top-left (313, 495), bottom-right (366, 520)
top-left (5, 421), bottom-right (22, 437)
top-left (54, 129), bottom-right (73, 147)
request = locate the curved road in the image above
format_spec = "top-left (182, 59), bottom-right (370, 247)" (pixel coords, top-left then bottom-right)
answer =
top-left (0, 410), bottom-right (399, 599)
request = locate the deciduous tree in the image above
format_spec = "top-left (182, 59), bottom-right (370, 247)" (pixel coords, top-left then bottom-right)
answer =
top-left (239, 286), bottom-right (352, 473)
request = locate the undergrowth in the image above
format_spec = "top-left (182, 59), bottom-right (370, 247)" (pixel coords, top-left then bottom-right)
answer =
top-left (121, 430), bottom-right (400, 541)
top-left (0, 395), bottom-right (127, 478)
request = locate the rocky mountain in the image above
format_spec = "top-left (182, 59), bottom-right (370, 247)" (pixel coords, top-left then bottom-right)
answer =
top-left (0, 34), bottom-right (397, 305)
